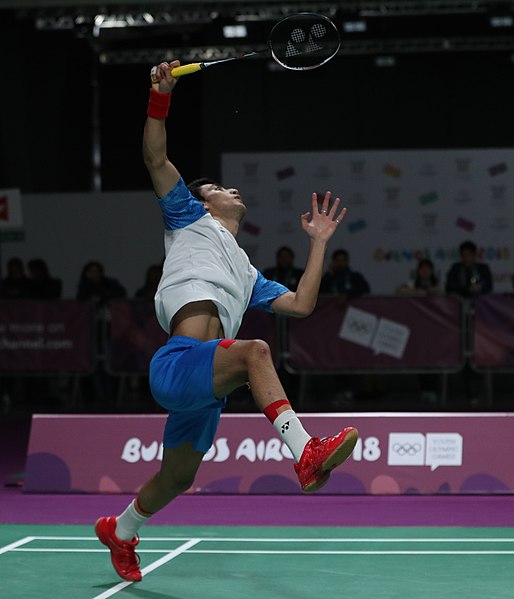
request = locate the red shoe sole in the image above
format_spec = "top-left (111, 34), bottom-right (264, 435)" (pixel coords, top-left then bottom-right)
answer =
top-left (303, 470), bottom-right (331, 493)
top-left (301, 428), bottom-right (359, 494)
top-left (322, 428), bottom-right (359, 472)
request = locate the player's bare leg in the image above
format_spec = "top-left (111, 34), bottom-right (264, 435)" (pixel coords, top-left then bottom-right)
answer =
top-left (212, 339), bottom-right (358, 492)
top-left (137, 442), bottom-right (205, 513)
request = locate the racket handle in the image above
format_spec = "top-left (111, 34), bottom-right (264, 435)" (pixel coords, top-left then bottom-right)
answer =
top-left (171, 63), bottom-right (203, 77)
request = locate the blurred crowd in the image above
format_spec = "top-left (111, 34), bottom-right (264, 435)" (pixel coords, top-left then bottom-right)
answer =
top-left (1, 240), bottom-right (509, 412)
top-left (0, 240), bottom-right (499, 304)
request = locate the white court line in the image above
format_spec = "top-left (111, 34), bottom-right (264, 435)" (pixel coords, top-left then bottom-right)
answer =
top-left (90, 538), bottom-right (200, 599)
top-left (29, 536), bottom-right (514, 543)
top-left (188, 550), bottom-right (514, 555)
top-left (32, 536), bottom-right (99, 541)
top-left (11, 548), bottom-right (514, 556)
top-left (0, 536), bottom-right (35, 555)
top-left (134, 537), bottom-right (514, 543)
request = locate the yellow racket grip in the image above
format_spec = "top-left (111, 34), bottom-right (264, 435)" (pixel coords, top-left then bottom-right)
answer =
top-left (171, 63), bottom-right (203, 77)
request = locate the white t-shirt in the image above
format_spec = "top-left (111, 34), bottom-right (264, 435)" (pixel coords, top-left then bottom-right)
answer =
top-left (154, 178), bottom-right (289, 338)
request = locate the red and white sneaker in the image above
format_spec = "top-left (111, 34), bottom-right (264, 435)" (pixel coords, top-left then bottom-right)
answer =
top-left (294, 427), bottom-right (359, 493)
top-left (95, 516), bottom-right (142, 582)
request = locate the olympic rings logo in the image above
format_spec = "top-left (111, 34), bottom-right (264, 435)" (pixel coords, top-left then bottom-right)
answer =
top-left (347, 318), bottom-right (374, 335)
top-left (392, 443), bottom-right (422, 456)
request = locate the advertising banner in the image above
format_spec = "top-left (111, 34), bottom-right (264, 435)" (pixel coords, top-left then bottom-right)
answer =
top-left (0, 301), bottom-right (94, 372)
top-left (288, 296), bottom-right (463, 371)
top-left (108, 300), bottom-right (168, 373)
top-left (108, 302), bottom-right (277, 373)
top-left (25, 413), bottom-right (514, 495)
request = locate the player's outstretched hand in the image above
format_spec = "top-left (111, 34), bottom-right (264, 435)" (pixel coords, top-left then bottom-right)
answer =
top-left (150, 60), bottom-right (181, 94)
top-left (301, 191), bottom-right (347, 243)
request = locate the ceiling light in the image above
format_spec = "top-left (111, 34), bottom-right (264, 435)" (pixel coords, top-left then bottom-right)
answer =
top-left (223, 25), bottom-right (248, 39)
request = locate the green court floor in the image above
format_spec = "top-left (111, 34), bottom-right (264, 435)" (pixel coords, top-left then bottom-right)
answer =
top-left (1, 524), bottom-right (513, 598)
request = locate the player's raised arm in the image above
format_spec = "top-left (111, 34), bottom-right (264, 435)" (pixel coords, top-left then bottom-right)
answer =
top-left (271, 192), bottom-right (347, 317)
top-left (143, 61), bottom-right (181, 198)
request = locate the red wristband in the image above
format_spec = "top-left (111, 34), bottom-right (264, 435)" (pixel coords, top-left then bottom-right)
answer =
top-left (147, 87), bottom-right (171, 119)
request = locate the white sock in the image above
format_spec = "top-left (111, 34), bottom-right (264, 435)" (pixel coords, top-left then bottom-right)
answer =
top-left (115, 499), bottom-right (151, 541)
top-left (273, 409), bottom-right (311, 462)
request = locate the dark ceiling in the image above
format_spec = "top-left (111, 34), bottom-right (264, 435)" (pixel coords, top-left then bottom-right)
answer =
top-left (4, 1), bottom-right (514, 63)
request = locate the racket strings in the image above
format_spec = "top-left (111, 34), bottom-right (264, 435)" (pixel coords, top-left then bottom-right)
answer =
top-left (286, 25), bottom-right (326, 57)
top-left (270, 14), bottom-right (340, 70)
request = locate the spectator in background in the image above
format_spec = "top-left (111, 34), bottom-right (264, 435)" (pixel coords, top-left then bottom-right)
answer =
top-left (445, 241), bottom-right (492, 407)
top-left (135, 264), bottom-right (162, 300)
top-left (76, 261), bottom-right (126, 305)
top-left (26, 258), bottom-right (62, 299)
top-left (445, 240), bottom-right (493, 297)
top-left (320, 249), bottom-right (370, 408)
top-left (396, 259), bottom-right (441, 297)
top-left (77, 261), bottom-right (126, 403)
top-left (320, 249), bottom-right (370, 298)
top-left (0, 257), bottom-right (29, 299)
top-left (262, 246), bottom-right (304, 292)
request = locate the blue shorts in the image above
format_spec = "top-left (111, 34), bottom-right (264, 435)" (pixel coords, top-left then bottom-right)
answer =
top-left (149, 336), bottom-right (227, 453)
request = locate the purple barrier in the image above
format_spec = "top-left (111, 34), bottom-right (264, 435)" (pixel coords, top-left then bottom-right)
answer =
top-left (473, 294), bottom-right (514, 369)
top-left (25, 413), bottom-right (514, 494)
top-left (108, 302), bottom-right (276, 373)
top-left (0, 300), bottom-right (94, 372)
top-left (108, 300), bottom-right (167, 373)
top-left (288, 296), bottom-right (463, 371)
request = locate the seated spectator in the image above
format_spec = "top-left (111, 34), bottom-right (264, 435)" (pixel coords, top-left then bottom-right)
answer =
top-left (77, 261), bottom-right (126, 304)
top-left (445, 240), bottom-right (493, 297)
top-left (319, 249), bottom-right (370, 298)
top-left (262, 246), bottom-right (304, 292)
top-left (0, 257), bottom-right (29, 299)
top-left (396, 259), bottom-right (441, 297)
top-left (26, 258), bottom-right (62, 299)
top-left (135, 264), bottom-right (162, 300)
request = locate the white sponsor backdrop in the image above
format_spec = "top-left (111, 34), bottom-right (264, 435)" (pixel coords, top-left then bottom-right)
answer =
top-left (222, 148), bottom-right (514, 294)
top-left (2, 149), bottom-right (512, 298)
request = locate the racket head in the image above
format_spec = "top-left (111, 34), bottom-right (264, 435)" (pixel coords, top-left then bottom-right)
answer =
top-left (268, 13), bottom-right (340, 71)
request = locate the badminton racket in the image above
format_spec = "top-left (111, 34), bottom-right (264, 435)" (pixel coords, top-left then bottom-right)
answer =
top-left (168, 13), bottom-right (340, 77)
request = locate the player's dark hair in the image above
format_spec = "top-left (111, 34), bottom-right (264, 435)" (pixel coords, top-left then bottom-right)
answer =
top-left (187, 178), bottom-right (221, 202)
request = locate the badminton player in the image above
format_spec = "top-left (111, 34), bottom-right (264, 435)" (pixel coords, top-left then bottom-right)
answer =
top-left (95, 60), bottom-right (358, 582)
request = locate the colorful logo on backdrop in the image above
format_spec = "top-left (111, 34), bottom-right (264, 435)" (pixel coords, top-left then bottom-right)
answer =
top-left (418, 191), bottom-right (439, 206)
top-left (383, 164), bottom-right (402, 178)
top-left (488, 162), bottom-right (508, 177)
top-left (347, 218), bottom-right (367, 233)
top-left (276, 166), bottom-right (295, 180)
top-left (373, 246), bottom-right (511, 262)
